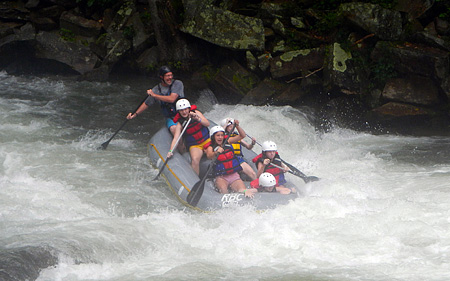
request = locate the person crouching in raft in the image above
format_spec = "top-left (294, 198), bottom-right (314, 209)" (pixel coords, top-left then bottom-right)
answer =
top-left (205, 123), bottom-right (257, 198)
top-left (251, 141), bottom-right (294, 193)
top-left (251, 172), bottom-right (295, 194)
top-left (166, 98), bottom-right (210, 175)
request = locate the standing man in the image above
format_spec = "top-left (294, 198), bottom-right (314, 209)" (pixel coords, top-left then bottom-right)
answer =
top-left (126, 66), bottom-right (184, 135)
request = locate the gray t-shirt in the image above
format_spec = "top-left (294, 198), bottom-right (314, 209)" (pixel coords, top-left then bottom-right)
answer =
top-left (145, 79), bottom-right (184, 118)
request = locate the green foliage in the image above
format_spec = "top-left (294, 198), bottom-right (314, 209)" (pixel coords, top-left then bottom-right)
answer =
top-left (367, 0), bottom-right (397, 9)
top-left (59, 28), bottom-right (75, 42)
top-left (123, 26), bottom-right (135, 40)
top-left (232, 73), bottom-right (256, 93)
top-left (146, 64), bottom-right (157, 73)
top-left (369, 57), bottom-right (397, 88)
top-left (436, 0), bottom-right (450, 20)
top-left (314, 11), bottom-right (341, 34)
top-left (201, 66), bottom-right (219, 83)
top-left (311, 0), bottom-right (397, 10)
top-left (140, 11), bottom-right (152, 23)
top-left (313, 0), bottom-right (346, 10)
top-left (76, 0), bottom-right (115, 9)
top-left (168, 61), bottom-right (182, 70)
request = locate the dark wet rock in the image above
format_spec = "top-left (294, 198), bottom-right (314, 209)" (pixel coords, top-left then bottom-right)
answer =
top-left (181, 0), bottom-right (265, 51)
top-left (381, 76), bottom-right (441, 106)
top-left (339, 3), bottom-right (403, 41)
top-left (240, 78), bottom-right (287, 105)
top-left (35, 31), bottom-right (99, 74)
top-left (60, 11), bottom-right (102, 37)
top-left (269, 48), bottom-right (324, 79)
top-left (0, 246), bottom-right (58, 281)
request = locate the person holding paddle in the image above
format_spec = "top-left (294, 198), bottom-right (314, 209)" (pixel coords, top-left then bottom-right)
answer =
top-left (220, 117), bottom-right (257, 181)
top-left (251, 141), bottom-right (291, 190)
top-left (126, 66), bottom-right (184, 135)
top-left (166, 98), bottom-right (210, 175)
top-left (205, 123), bottom-right (257, 198)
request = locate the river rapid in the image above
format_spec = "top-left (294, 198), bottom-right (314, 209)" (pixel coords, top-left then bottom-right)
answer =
top-left (1, 71), bottom-right (450, 281)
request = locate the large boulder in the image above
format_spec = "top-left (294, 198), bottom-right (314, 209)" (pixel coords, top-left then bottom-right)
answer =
top-left (339, 3), bottom-right (402, 41)
top-left (208, 60), bottom-right (260, 103)
top-left (181, 0), bottom-right (265, 51)
top-left (381, 76), bottom-right (441, 106)
top-left (35, 31), bottom-right (98, 74)
top-left (59, 11), bottom-right (102, 37)
top-left (324, 43), bottom-right (369, 95)
top-left (269, 48), bottom-right (324, 79)
top-left (240, 78), bottom-right (287, 105)
top-left (371, 41), bottom-right (450, 83)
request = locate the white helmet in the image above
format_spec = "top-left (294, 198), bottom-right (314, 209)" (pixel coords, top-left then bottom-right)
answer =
top-left (259, 172), bottom-right (276, 187)
top-left (220, 117), bottom-right (234, 129)
top-left (210, 125), bottom-right (225, 138)
top-left (262, 141), bottom-right (277, 151)
top-left (176, 99), bottom-right (191, 111)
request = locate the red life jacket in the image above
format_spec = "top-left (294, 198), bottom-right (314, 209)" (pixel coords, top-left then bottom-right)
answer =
top-left (213, 144), bottom-right (242, 176)
top-left (252, 153), bottom-right (284, 185)
top-left (173, 105), bottom-right (210, 148)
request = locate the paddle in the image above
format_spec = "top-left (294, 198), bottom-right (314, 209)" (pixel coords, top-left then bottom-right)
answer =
top-left (280, 159), bottom-right (319, 183)
top-left (187, 123), bottom-right (237, 206)
top-left (100, 95), bottom-right (148, 150)
top-left (153, 118), bottom-right (191, 180)
top-left (269, 162), bottom-right (319, 183)
top-left (247, 133), bottom-right (319, 183)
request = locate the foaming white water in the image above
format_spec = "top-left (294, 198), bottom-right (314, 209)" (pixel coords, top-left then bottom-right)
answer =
top-left (1, 74), bottom-right (449, 281)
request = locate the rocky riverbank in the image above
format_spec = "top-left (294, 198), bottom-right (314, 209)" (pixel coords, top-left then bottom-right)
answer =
top-left (1, 0), bottom-right (449, 135)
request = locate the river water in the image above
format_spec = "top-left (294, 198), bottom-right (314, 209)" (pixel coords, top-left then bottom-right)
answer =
top-left (1, 71), bottom-right (449, 281)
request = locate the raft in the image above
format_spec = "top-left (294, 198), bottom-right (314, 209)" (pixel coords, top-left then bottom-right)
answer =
top-left (148, 123), bottom-right (300, 211)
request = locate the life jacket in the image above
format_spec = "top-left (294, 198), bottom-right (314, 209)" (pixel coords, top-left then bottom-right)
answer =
top-left (173, 106), bottom-right (210, 148)
top-left (213, 144), bottom-right (243, 176)
top-left (252, 153), bottom-right (286, 186)
top-left (158, 80), bottom-right (177, 118)
top-left (226, 133), bottom-right (242, 156)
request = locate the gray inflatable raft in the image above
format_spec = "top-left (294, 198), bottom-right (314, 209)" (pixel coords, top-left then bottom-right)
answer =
top-left (148, 125), bottom-right (299, 211)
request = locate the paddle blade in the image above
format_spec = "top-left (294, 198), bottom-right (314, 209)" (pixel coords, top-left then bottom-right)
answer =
top-left (153, 158), bottom-right (169, 181)
top-left (186, 180), bottom-right (205, 207)
top-left (99, 140), bottom-right (110, 150)
top-left (305, 176), bottom-right (320, 183)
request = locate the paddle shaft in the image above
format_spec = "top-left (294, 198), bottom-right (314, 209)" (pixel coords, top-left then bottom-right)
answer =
top-left (100, 95), bottom-right (148, 150)
top-left (247, 132), bottom-right (319, 183)
top-left (153, 118), bottom-right (191, 180)
top-left (245, 133), bottom-right (262, 147)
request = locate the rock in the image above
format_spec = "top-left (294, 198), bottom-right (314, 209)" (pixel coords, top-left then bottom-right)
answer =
top-left (35, 31), bottom-right (98, 74)
top-left (0, 1), bottom-right (30, 22)
top-left (60, 11), bottom-right (102, 37)
top-left (276, 82), bottom-right (307, 105)
top-left (435, 18), bottom-right (450, 36)
top-left (270, 48), bottom-right (324, 79)
top-left (339, 3), bottom-right (402, 41)
top-left (371, 41), bottom-right (450, 81)
top-left (394, 0), bottom-right (434, 20)
top-left (31, 17), bottom-right (57, 31)
top-left (372, 102), bottom-right (429, 117)
top-left (246, 51), bottom-right (257, 71)
top-left (181, 1), bottom-right (265, 51)
top-left (240, 78), bottom-right (287, 105)
top-left (324, 42), bottom-right (368, 95)
top-left (257, 52), bottom-right (272, 72)
top-left (136, 46), bottom-right (158, 71)
top-left (209, 60), bottom-right (260, 104)
top-left (382, 76), bottom-right (441, 106)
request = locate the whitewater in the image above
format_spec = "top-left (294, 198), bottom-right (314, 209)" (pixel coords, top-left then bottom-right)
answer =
top-left (1, 72), bottom-right (449, 281)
